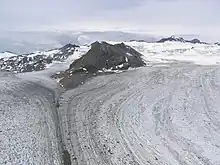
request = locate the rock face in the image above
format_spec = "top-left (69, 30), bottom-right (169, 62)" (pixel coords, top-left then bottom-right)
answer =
top-left (215, 42), bottom-right (220, 46)
top-left (157, 36), bottom-right (207, 44)
top-left (70, 42), bottom-right (145, 71)
top-left (187, 39), bottom-right (207, 44)
top-left (0, 44), bottom-right (79, 73)
top-left (58, 42), bottom-right (146, 89)
top-left (157, 36), bottom-right (185, 43)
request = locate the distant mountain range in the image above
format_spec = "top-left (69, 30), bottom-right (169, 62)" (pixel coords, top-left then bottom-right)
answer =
top-left (1, 35), bottom-right (220, 75)
top-left (0, 31), bottom-right (159, 54)
top-left (157, 36), bottom-right (208, 44)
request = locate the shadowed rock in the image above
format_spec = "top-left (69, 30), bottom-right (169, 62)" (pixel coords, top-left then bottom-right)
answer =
top-left (58, 41), bottom-right (146, 89)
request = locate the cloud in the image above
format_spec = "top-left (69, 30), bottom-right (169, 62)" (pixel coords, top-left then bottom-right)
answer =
top-left (0, 0), bottom-right (145, 30)
top-left (0, 0), bottom-right (220, 39)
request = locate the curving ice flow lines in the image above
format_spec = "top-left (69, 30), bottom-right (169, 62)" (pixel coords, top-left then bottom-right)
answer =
top-left (57, 66), bottom-right (220, 165)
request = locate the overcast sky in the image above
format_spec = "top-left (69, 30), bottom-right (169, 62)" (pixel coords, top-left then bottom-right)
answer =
top-left (0, 0), bottom-right (220, 38)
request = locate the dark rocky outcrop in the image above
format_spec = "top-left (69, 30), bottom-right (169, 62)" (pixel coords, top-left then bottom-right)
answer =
top-left (215, 42), bottom-right (220, 46)
top-left (69, 42), bottom-right (145, 71)
top-left (53, 44), bottom-right (79, 61)
top-left (187, 39), bottom-right (207, 44)
top-left (157, 36), bottom-right (185, 43)
top-left (57, 41), bottom-right (146, 89)
top-left (157, 36), bottom-right (207, 44)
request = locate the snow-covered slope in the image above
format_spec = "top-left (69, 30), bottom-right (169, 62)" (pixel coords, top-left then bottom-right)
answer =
top-left (0, 52), bottom-right (17, 58)
top-left (0, 74), bottom-right (62, 165)
top-left (124, 41), bottom-right (220, 65)
top-left (0, 44), bottom-right (90, 73)
top-left (58, 65), bottom-right (220, 165)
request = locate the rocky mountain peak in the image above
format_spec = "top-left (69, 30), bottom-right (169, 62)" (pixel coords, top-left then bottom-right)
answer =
top-left (157, 36), bottom-right (185, 43)
top-left (57, 41), bottom-right (146, 89)
top-left (157, 36), bottom-right (207, 44)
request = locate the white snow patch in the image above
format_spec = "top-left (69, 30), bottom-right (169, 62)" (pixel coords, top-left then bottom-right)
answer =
top-left (0, 52), bottom-right (17, 59)
top-left (126, 52), bottom-right (132, 57)
top-left (102, 68), bottom-right (124, 73)
top-left (27, 45), bottom-right (91, 76)
top-left (117, 64), bottom-right (124, 69)
top-left (27, 49), bottom-right (60, 57)
top-left (125, 57), bottom-right (128, 62)
top-left (65, 46), bottom-right (90, 65)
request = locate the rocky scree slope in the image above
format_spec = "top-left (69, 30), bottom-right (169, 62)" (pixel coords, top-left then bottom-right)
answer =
top-left (0, 44), bottom-right (79, 73)
top-left (57, 41), bottom-right (146, 89)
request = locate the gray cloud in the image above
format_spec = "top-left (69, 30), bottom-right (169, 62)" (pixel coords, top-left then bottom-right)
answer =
top-left (0, 0), bottom-right (145, 29)
top-left (0, 0), bottom-right (220, 39)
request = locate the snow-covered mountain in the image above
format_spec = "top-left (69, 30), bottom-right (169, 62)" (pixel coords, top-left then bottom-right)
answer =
top-left (55, 41), bottom-right (146, 88)
top-left (1, 41), bottom-right (147, 75)
top-left (2, 39), bottom-right (220, 74)
top-left (0, 44), bottom-right (80, 73)
top-left (157, 35), bottom-right (207, 44)
top-left (0, 51), bottom-right (18, 58)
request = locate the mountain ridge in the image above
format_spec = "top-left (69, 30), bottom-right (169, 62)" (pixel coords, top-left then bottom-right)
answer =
top-left (56, 41), bottom-right (146, 89)
top-left (0, 43), bottom-right (80, 73)
top-left (157, 35), bottom-right (207, 44)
